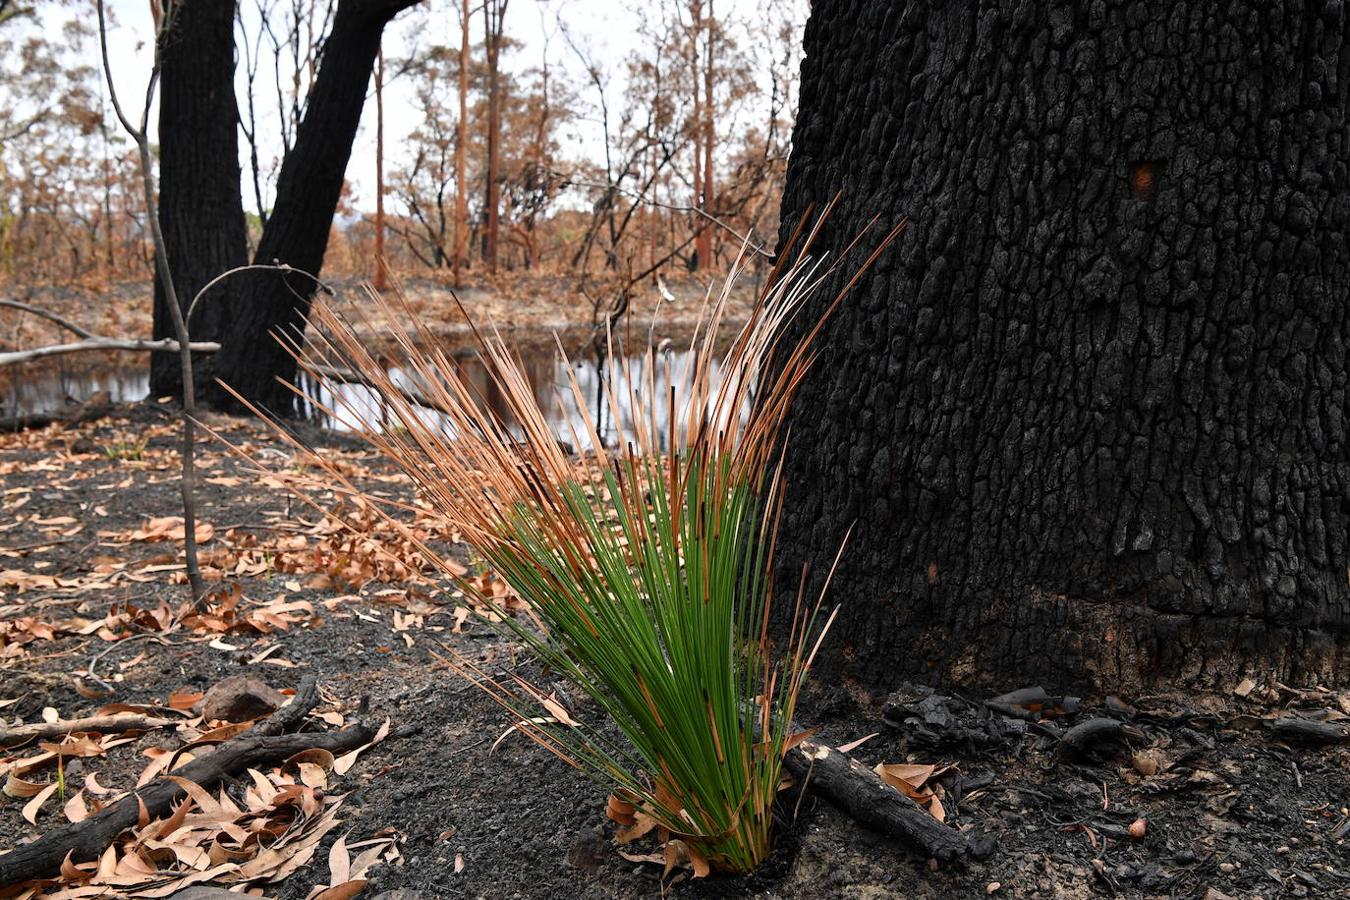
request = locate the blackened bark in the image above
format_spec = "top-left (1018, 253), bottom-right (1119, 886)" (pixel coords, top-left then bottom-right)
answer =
top-left (777, 1), bottom-right (1350, 691)
top-left (150, 0), bottom-right (248, 398)
top-left (482, 0), bottom-right (508, 272)
top-left (200, 0), bottom-right (420, 415)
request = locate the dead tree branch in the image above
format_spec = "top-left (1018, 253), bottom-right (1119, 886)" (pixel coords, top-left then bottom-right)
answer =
top-left (185, 262), bottom-right (333, 324)
top-left (563, 177), bottom-right (773, 259)
top-left (0, 299), bottom-right (95, 340)
top-left (0, 713), bottom-right (178, 748)
top-left (0, 337), bottom-right (221, 368)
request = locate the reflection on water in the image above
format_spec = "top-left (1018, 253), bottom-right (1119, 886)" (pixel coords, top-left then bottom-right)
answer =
top-left (4, 344), bottom-right (737, 451)
top-left (2, 357), bottom-right (148, 417)
top-left (299, 346), bottom-right (733, 451)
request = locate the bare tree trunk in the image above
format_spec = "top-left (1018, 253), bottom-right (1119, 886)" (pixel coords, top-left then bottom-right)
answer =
top-left (698, 0), bottom-right (714, 270)
top-left (689, 0), bottom-right (703, 271)
top-left (373, 44), bottom-right (387, 290)
top-left (97, 0), bottom-right (207, 604)
top-left (482, 0), bottom-right (508, 273)
top-left (100, 129), bottom-right (115, 273)
top-left (150, 0), bottom-right (249, 398)
top-left (453, 0), bottom-right (469, 283)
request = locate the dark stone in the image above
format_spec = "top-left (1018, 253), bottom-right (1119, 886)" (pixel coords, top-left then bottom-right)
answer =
top-left (199, 675), bottom-right (286, 723)
top-left (564, 827), bottom-right (607, 871)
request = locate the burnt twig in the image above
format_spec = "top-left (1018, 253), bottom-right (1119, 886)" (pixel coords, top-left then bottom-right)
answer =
top-left (783, 739), bottom-right (971, 865)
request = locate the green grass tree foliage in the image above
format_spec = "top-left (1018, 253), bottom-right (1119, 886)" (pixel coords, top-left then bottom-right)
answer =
top-left (257, 214), bottom-right (900, 873)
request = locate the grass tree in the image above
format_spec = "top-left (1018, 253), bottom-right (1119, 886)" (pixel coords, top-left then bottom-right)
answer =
top-left (252, 214), bottom-right (899, 873)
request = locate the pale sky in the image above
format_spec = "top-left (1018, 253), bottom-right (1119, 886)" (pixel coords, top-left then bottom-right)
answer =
top-left (89, 0), bottom-right (803, 212)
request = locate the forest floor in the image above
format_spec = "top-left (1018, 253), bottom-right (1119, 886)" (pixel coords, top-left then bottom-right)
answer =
top-left (1, 273), bottom-right (756, 353)
top-left (0, 406), bottom-right (1347, 899)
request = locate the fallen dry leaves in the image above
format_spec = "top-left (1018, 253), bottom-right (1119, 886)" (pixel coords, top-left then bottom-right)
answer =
top-left (603, 791), bottom-right (711, 881)
top-left (0, 413), bottom-right (507, 895)
top-left (0, 690), bottom-right (398, 899)
top-left (0, 422), bottom-right (533, 670)
top-left (8, 774), bottom-right (380, 899)
top-left (873, 761), bottom-right (954, 822)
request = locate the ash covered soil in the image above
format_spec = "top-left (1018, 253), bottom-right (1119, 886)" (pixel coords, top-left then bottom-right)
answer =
top-left (1, 405), bottom-right (1347, 899)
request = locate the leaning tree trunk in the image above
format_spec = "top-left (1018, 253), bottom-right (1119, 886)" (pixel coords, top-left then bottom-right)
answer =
top-left (150, 0), bottom-right (248, 398)
top-left (200, 0), bottom-right (420, 415)
top-left (776, 1), bottom-right (1350, 692)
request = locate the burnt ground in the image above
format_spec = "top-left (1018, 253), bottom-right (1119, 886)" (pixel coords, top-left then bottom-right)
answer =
top-left (1, 405), bottom-right (1347, 899)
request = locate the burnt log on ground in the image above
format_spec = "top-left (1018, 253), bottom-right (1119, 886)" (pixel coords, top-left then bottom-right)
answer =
top-left (783, 739), bottom-right (974, 865)
top-left (1267, 715), bottom-right (1350, 745)
top-left (1057, 717), bottom-right (1146, 758)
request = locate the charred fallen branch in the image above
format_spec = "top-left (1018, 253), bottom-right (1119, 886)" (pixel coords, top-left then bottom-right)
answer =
top-left (0, 676), bottom-right (377, 886)
top-left (1267, 716), bottom-right (1350, 745)
top-left (1057, 717), bottom-right (1147, 758)
top-left (783, 739), bottom-right (972, 865)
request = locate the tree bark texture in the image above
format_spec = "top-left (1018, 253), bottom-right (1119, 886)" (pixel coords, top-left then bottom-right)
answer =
top-left (775, 1), bottom-right (1350, 692)
top-left (201, 0), bottom-right (419, 415)
top-left (151, 0), bottom-right (249, 398)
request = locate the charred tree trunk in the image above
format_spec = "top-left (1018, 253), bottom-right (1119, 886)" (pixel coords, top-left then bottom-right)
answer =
top-left (200, 0), bottom-right (419, 415)
top-left (689, 0), bottom-right (704, 271)
top-left (481, 0), bottom-right (508, 273)
top-left (776, 1), bottom-right (1350, 692)
top-left (150, 0), bottom-right (248, 398)
top-left (698, 0), bottom-right (715, 270)
top-left (454, 0), bottom-right (470, 282)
